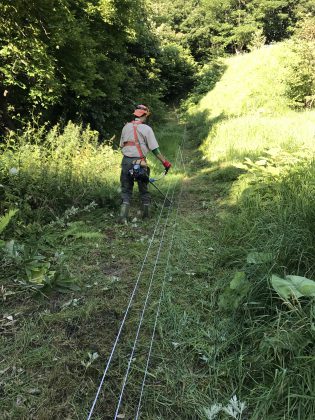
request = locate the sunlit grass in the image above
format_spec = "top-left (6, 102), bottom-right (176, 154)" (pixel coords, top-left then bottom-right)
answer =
top-left (201, 111), bottom-right (315, 163)
top-left (0, 122), bottom-right (122, 224)
top-left (187, 43), bottom-right (315, 164)
top-left (180, 42), bottom-right (315, 419)
top-left (194, 44), bottom-right (289, 119)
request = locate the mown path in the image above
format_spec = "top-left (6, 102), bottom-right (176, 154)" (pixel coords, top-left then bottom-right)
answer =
top-left (81, 122), bottom-right (235, 419)
top-left (1, 117), bottom-right (236, 420)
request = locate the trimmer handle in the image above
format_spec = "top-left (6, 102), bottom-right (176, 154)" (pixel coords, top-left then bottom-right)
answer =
top-left (163, 160), bottom-right (172, 173)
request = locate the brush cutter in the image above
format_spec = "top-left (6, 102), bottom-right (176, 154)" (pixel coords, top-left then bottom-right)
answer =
top-left (149, 168), bottom-right (172, 206)
top-left (149, 178), bottom-right (172, 206)
top-left (129, 164), bottom-right (172, 206)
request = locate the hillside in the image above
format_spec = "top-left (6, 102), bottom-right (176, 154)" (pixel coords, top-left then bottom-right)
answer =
top-left (184, 42), bottom-right (315, 419)
top-left (188, 43), bottom-right (315, 163)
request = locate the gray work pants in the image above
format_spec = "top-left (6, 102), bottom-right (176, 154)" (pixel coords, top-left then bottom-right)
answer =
top-left (120, 156), bottom-right (150, 205)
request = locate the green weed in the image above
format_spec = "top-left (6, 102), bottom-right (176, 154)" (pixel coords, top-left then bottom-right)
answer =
top-left (0, 121), bottom-right (121, 226)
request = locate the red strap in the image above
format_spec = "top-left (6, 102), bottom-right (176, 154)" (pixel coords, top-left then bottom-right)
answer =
top-left (132, 121), bottom-right (144, 159)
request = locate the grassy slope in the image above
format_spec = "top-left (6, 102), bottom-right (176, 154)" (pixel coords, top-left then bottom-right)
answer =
top-left (189, 43), bottom-right (315, 163)
top-left (168, 43), bottom-right (315, 419)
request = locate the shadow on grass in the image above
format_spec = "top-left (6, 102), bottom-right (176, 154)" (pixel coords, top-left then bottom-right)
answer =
top-left (191, 150), bottom-right (315, 278)
top-left (187, 110), bottom-right (227, 148)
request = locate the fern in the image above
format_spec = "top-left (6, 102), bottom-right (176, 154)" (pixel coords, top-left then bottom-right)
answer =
top-left (0, 209), bottom-right (18, 235)
top-left (73, 231), bottom-right (102, 239)
top-left (63, 221), bottom-right (102, 239)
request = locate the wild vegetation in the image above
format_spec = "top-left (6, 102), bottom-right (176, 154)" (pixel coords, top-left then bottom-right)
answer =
top-left (1, 0), bottom-right (314, 136)
top-left (181, 36), bottom-right (315, 419)
top-left (1, 1), bottom-right (315, 419)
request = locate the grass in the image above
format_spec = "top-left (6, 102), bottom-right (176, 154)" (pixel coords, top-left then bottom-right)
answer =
top-left (0, 113), bottom-right (186, 419)
top-left (1, 42), bottom-right (315, 420)
top-left (185, 43), bottom-right (315, 164)
top-left (177, 42), bottom-right (315, 419)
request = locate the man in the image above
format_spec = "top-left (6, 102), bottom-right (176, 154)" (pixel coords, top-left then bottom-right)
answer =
top-left (118, 104), bottom-right (172, 223)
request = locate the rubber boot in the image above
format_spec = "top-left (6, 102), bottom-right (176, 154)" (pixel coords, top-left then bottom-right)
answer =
top-left (142, 204), bottom-right (150, 220)
top-left (118, 203), bottom-right (129, 224)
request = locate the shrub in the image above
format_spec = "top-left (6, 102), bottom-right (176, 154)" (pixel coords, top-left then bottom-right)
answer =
top-left (0, 122), bottom-right (121, 225)
top-left (285, 17), bottom-right (315, 108)
top-left (158, 43), bottom-right (197, 101)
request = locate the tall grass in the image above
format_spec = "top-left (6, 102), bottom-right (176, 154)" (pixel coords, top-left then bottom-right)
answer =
top-left (201, 111), bottom-right (315, 163)
top-left (186, 43), bottom-right (315, 163)
top-left (183, 42), bottom-right (315, 418)
top-left (0, 122), bottom-right (121, 225)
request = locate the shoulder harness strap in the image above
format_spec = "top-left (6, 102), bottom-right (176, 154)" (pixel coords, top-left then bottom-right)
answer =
top-left (132, 120), bottom-right (144, 159)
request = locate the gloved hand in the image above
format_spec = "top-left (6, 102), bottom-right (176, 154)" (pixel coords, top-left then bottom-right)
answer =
top-left (163, 160), bottom-right (172, 173)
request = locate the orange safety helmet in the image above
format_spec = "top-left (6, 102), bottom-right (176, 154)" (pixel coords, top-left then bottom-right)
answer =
top-left (133, 104), bottom-right (151, 117)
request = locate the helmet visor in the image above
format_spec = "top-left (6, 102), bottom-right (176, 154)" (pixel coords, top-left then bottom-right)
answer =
top-left (133, 104), bottom-right (151, 117)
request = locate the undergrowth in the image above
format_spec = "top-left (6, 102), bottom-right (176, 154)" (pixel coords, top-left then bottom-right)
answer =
top-left (179, 41), bottom-right (315, 419)
top-left (0, 121), bottom-right (121, 226)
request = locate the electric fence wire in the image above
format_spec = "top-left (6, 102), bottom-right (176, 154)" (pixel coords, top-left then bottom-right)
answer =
top-left (113, 175), bottom-right (179, 419)
top-left (134, 135), bottom-right (187, 419)
top-left (87, 185), bottom-right (172, 420)
top-left (178, 146), bottom-right (187, 174)
top-left (87, 133), bottom-right (184, 420)
top-left (135, 153), bottom-right (186, 419)
top-left (113, 129), bottom-right (187, 419)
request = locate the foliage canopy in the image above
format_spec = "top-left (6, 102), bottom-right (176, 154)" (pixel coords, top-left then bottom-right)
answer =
top-left (0, 0), bottom-right (314, 135)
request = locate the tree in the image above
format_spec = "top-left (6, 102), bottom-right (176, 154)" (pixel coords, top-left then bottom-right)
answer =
top-left (285, 17), bottom-right (315, 108)
top-left (0, 0), bottom-right (164, 136)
